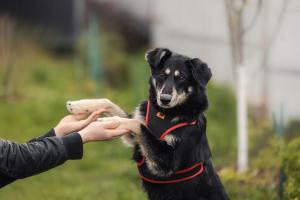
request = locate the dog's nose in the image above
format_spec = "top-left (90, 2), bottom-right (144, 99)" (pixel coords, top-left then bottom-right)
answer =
top-left (160, 94), bottom-right (172, 105)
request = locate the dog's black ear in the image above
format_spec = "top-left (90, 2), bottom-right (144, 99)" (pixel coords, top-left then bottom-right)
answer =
top-left (145, 48), bottom-right (172, 69)
top-left (189, 58), bottom-right (212, 87)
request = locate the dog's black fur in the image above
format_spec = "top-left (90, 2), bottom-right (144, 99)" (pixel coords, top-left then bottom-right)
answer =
top-left (131, 48), bottom-right (229, 200)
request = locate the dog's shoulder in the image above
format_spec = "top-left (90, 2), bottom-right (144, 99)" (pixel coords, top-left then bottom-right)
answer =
top-left (138, 100), bottom-right (148, 113)
top-left (133, 100), bottom-right (148, 121)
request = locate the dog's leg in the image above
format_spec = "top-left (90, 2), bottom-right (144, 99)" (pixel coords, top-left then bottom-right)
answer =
top-left (120, 133), bottom-right (136, 147)
top-left (120, 104), bottom-right (146, 147)
top-left (98, 116), bottom-right (142, 136)
top-left (137, 126), bottom-right (182, 176)
top-left (66, 99), bottom-right (127, 117)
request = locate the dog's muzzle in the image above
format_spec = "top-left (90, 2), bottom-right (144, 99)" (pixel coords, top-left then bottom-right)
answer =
top-left (160, 94), bottom-right (172, 105)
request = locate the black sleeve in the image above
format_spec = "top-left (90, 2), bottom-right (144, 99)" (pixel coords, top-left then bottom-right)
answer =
top-left (0, 131), bottom-right (83, 188)
top-left (33, 128), bottom-right (56, 140)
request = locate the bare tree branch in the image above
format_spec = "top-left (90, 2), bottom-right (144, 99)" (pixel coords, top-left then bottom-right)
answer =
top-left (242, 0), bottom-right (263, 35)
top-left (248, 0), bottom-right (291, 80)
top-left (258, 0), bottom-right (291, 107)
top-left (262, 0), bottom-right (291, 66)
top-left (233, 0), bottom-right (247, 14)
top-left (225, 0), bottom-right (238, 70)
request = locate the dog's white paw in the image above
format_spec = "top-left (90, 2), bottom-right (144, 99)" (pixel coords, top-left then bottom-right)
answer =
top-left (66, 99), bottom-right (112, 114)
top-left (98, 117), bottom-right (138, 147)
top-left (121, 134), bottom-right (136, 147)
top-left (97, 116), bottom-right (142, 135)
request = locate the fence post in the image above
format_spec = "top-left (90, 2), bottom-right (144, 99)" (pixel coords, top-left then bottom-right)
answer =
top-left (87, 12), bottom-right (102, 84)
top-left (237, 65), bottom-right (248, 173)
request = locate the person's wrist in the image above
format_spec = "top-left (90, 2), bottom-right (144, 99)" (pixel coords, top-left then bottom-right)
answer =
top-left (61, 133), bottom-right (84, 160)
top-left (54, 126), bottom-right (64, 137)
top-left (78, 130), bottom-right (89, 143)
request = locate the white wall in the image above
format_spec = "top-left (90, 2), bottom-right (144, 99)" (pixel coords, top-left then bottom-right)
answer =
top-left (113, 0), bottom-right (300, 120)
top-left (150, 0), bottom-right (233, 83)
top-left (150, 0), bottom-right (300, 120)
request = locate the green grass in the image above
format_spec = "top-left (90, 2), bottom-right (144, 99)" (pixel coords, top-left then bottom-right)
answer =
top-left (0, 43), bottom-right (150, 199)
top-left (0, 38), bottom-right (280, 199)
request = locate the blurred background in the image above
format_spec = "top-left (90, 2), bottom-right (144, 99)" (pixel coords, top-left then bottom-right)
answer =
top-left (0, 0), bottom-right (299, 199)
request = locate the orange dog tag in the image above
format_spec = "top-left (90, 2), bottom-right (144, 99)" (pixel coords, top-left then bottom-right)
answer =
top-left (156, 112), bottom-right (166, 120)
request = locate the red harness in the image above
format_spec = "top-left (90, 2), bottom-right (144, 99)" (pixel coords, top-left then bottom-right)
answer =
top-left (136, 100), bottom-right (204, 184)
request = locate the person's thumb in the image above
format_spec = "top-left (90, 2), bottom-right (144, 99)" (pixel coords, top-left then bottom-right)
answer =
top-left (105, 129), bottom-right (129, 138)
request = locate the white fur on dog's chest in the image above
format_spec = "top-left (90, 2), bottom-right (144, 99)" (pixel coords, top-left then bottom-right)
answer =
top-left (131, 103), bottom-right (177, 175)
top-left (162, 134), bottom-right (177, 146)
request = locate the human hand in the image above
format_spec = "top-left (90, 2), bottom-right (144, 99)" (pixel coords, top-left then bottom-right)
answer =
top-left (54, 109), bottom-right (105, 137)
top-left (78, 120), bottom-right (130, 143)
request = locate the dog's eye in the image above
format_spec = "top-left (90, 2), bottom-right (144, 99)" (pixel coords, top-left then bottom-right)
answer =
top-left (159, 73), bottom-right (166, 77)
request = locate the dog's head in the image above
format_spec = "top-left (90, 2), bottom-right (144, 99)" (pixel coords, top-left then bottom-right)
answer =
top-left (145, 48), bottom-right (212, 113)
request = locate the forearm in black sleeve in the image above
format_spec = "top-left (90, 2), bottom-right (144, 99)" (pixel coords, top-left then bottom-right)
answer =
top-left (32, 128), bottom-right (56, 140)
top-left (0, 133), bottom-right (83, 188)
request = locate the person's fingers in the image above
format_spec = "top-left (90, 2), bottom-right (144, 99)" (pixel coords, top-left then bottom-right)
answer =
top-left (74, 108), bottom-right (106, 121)
top-left (95, 108), bottom-right (107, 115)
top-left (105, 129), bottom-right (129, 137)
top-left (82, 109), bottom-right (106, 125)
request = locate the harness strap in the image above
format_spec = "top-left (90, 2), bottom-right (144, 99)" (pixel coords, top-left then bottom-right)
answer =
top-left (138, 100), bottom-right (203, 184)
top-left (159, 120), bottom-right (197, 140)
top-left (137, 158), bottom-right (204, 184)
top-left (145, 100), bottom-right (151, 126)
top-left (145, 100), bottom-right (197, 140)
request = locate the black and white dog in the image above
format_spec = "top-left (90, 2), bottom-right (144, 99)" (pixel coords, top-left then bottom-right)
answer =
top-left (67, 48), bottom-right (229, 200)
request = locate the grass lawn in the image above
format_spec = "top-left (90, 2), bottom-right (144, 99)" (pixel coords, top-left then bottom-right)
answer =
top-left (0, 49), bottom-right (148, 199)
top-left (0, 45), bottom-right (278, 199)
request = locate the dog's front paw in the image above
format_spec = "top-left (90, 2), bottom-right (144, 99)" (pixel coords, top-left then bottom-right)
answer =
top-left (97, 117), bottom-right (142, 135)
top-left (66, 99), bottom-right (112, 114)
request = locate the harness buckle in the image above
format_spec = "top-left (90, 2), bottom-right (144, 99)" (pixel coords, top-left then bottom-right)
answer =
top-left (156, 112), bottom-right (166, 119)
